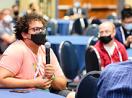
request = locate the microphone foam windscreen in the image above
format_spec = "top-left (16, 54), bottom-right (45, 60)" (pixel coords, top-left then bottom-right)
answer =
top-left (45, 42), bottom-right (51, 48)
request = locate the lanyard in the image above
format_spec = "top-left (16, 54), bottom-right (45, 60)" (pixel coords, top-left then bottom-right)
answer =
top-left (104, 42), bottom-right (122, 63)
top-left (34, 46), bottom-right (45, 79)
top-left (34, 55), bottom-right (44, 79)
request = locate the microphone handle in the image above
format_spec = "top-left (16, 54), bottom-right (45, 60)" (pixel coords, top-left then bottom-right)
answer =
top-left (46, 48), bottom-right (50, 64)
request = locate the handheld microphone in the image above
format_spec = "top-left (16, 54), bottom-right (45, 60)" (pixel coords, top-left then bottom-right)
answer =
top-left (45, 42), bottom-right (51, 64)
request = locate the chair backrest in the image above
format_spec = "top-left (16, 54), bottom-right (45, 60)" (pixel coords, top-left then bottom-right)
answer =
top-left (85, 46), bottom-right (101, 73)
top-left (46, 20), bottom-right (58, 35)
top-left (75, 71), bottom-right (100, 98)
top-left (85, 24), bottom-right (99, 37)
top-left (87, 36), bottom-right (98, 47)
top-left (59, 41), bottom-right (80, 80)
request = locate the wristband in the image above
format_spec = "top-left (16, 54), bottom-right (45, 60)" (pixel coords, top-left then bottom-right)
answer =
top-left (51, 74), bottom-right (56, 80)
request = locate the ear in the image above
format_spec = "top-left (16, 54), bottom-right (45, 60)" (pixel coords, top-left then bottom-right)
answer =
top-left (21, 32), bottom-right (28, 39)
top-left (111, 29), bottom-right (116, 38)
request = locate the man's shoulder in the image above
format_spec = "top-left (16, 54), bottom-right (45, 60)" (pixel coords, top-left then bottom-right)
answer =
top-left (98, 60), bottom-right (132, 98)
top-left (94, 41), bottom-right (104, 51)
top-left (103, 60), bottom-right (132, 73)
top-left (102, 60), bottom-right (132, 80)
top-left (115, 39), bottom-right (126, 48)
top-left (6, 40), bottom-right (26, 52)
top-left (116, 25), bottom-right (122, 31)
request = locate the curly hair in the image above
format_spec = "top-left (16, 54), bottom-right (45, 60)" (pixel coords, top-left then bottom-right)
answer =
top-left (14, 13), bottom-right (47, 40)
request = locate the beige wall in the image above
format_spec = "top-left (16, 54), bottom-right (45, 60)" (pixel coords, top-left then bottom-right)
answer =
top-left (19, 0), bottom-right (56, 18)
top-left (125, 0), bottom-right (132, 6)
top-left (0, 0), bottom-right (15, 10)
top-left (19, 0), bottom-right (30, 14)
top-left (19, 0), bottom-right (38, 16)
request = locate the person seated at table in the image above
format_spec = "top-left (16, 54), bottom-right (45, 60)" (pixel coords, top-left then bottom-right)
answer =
top-left (115, 7), bottom-right (132, 48)
top-left (0, 13), bottom-right (73, 98)
top-left (68, 21), bottom-right (130, 98)
top-left (65, 0), bottom-right (87, 20)
top-left (97, 60), bottom-right (132, 98)
top-left (93, 21), bottom-right (128, 69)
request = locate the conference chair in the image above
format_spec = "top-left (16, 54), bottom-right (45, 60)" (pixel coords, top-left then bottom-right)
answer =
top-left (46, 19), bottom-right (58, 35)
top-left (84, 24), bottom-right (99, 37)
top-left (87, 36), bottom-right (98, 47)
top-left (85, 45), bottom-right (101, 73)
top-left (59, 41), bottom-right (82, 90)
top-left (75, 70), bottom-right (100, 98)
top-left (59, 41), bottom-right (81, 79)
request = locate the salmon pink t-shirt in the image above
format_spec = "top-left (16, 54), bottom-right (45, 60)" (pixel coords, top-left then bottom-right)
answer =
top-left (0, 40), bottom-right (64, 79)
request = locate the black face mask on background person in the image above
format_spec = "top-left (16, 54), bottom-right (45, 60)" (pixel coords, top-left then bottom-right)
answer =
top-left (99, 35), bottom-right (112, 44)
top-left (31, 32), bottom-right (46, 45)
top-left (14, 11), bottom-right (19, 16)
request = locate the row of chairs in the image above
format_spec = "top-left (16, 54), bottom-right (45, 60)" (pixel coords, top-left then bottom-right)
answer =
top-left (59, 38), bottom-right (100, 78)
top-left (46, 18), bottom-right (99, 36)
top-left (58, 40), bottom-right (101, 98)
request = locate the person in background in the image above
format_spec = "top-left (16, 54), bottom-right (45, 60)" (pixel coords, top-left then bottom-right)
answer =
top-left (0, 8), bottom-right (16, 54)
top-left (0, 13), bottom-right (73, 98)
top-left (97, 60), bottom-right (132, 98)
top-left (65, 0), bottom-right (87, 20)
top-left (94, 21), bottom-right (128, 69)
top-left (90, 17), bottom-right (102, 25)
top-left (12, 4), bottom-right (19, 24)
top-left (115, 7), bottom-right (132, 48)
top-left (63, 21), bottom-right (129, 98)
top-left (27, 2), bottom-right (41, 15)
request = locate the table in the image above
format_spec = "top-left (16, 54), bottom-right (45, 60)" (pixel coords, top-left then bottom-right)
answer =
top-left (0, 89), bottom-right (65, 98)
top-left (46, 35), bottom-right (90, 69)
top-left (46, 35), bottom-right (89, 45)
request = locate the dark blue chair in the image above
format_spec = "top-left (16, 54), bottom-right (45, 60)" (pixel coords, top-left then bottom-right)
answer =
top-left (87, 36), bottom-right (98, 47)
top-left (85, 46), bottom-right (101, 73)
top-left (59, 41), bottom-right (83, 90)
top-left (75, 71), bottom-right (100, 98)
top-left (84, 24), bottom-right (99, 37)
top-left (59, 41), bottom-right (80, 80)
top-left (46, 20), bottom-right (58, 35)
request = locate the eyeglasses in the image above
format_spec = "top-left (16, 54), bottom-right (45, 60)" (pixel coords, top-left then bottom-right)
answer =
top-left (29, 27), bottom-right (46, 33)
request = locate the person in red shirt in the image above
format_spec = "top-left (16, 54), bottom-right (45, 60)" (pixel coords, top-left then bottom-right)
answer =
top-left (94, 21), bottom-right (128, 69)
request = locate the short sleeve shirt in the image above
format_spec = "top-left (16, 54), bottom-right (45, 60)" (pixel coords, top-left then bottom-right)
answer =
top-left (0, 40), bottom-right (64, 79)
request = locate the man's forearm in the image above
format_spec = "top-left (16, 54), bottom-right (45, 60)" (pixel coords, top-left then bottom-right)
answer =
top-left (0, 77), bottom-right (36, 88)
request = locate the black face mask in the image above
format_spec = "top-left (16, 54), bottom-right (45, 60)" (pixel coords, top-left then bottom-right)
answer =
top-left (31, 32), bottom-right (46, 45)
top-left (14, 11), bottom-right (19, 16)
top-left (99, 35), bottom-right (112, 44)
